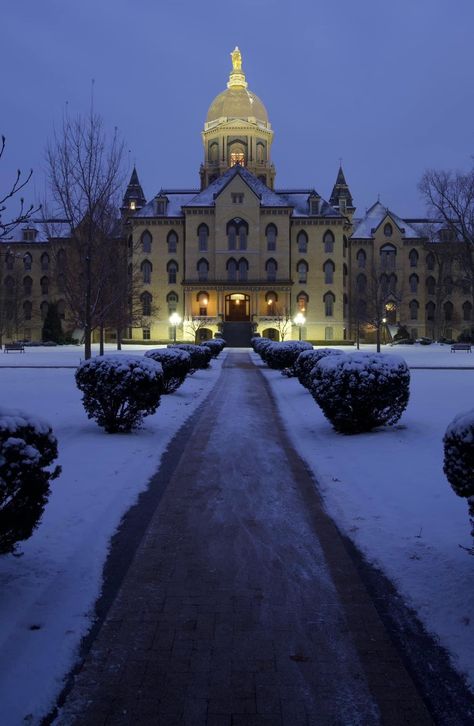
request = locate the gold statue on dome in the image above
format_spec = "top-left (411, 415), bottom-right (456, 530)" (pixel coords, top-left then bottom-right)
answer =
top-left (231, 47), bottom-right (242, 71)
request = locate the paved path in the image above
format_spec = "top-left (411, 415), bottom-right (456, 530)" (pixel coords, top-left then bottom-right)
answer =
top-left (56, 351), bottom-right (433, 725)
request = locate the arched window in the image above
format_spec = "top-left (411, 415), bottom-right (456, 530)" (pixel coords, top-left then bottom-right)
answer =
top-left (380, 274), bottom-right (389, 295)
top-left (426, 252), bottom-right (435, 271)
top-left (239, 225), bottom-right (247, 250)
top-left (141, 291), bottom-right (152, 317)
top-left (380, 243), bottom-right (396, 269)
top-left (41, 253), bottom-right (50, 271)
top-left (297, 292), bottom-right (308, 313)
top-left (57, 299), bottom-right (66, 320)
top-left (166, 260), bottom-right (178, 284)
top-left (356, 249), bottom-right (366, 268)
top-left (389, 273), bottom-right (397, 293)
top-left (323, 230), bottom-right (334, 253)
top-left (426, 276), bottom-right (436, 295)
top-left (426, 301), bottom-right (436, 322)
top-left (141, 260), bottom-right (153, 284)
top-left (56, 249), bottom-right (66, 271)
top-left (141, 230), bottom-right (152, 253)
top-left (343, 293), bottom-right (348, 318)
top-left (167, 231), bottom-right (178, 254)
top-left (266, 224), bottom-right (277, 252)
top-left (297, 260), bottom-right (308, 284)
top-left (40, 301), bottom-right (49, 321)
top-left (383, 222), bottom-right (393, 237)
top-left (23, 276), bottom-right (32, 296)
top-left (197, 258), bottom-right (209, 282)
top-left (463, 301), bottom-right (472, 321)
top-left (265, 258), bottom-right (277, 282)
top-left (209, 142), bottom-right (219, 162)
top-left (256, 142), bottom-right (265, 162)
top-left (297, 230), bottom-right (308, 254)
top-left (23, 253), bottom-right (32, 271)
top-left (238, 258), bottom-right (249, 281)
top-left (444, 301), bottom-right (453, 321)
top-left (198, 224), bottom-right (209, 252)
top-left (57, 274), bottom-right (65, 292)
top-left (228, 224), bottom-right (237, 250)
top-left (409, 300), bottom-right (419, 320)
top-left (444, 276), bottom-right (453, 295)
top-left (265, 291), bottom-right (278, 315)
top-left (358, 299), bottom-right (367, 319)
top-left (409, 274), bottom-right (419, 293)
top-left (323, 260), bottom-right (335, 285)
top-left (324, 291), bottom-right (335, 317)
top-left (40, 276), bottom-right (49, 295)
top-left (227, 258), bottom-right (237, 281)
top-left (167, 291), bottom-right (178, 313)
top-left (343, 263), bottom-right (348, 288)
top-left (5, 253), bottom-right (14, 270)
top-left (357, 273), bottom-right (367, 294)
top-left (343, 235), bottom-right (348, 258)
top-left (22, 300), bottom-right (32, 320)
top-left (409, 249), bottom-right (419, 267)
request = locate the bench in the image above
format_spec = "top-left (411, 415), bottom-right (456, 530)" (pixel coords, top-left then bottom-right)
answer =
top-left (3, 343), bottom-right (25, 353)
top-left (451, 343), bottom-right (472, 353)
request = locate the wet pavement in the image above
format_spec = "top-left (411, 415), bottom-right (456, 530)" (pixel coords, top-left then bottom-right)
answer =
top-left (55, 351), bottom-right (433, 725)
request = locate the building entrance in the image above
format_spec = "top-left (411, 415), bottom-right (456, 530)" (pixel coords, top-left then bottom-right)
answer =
top-left (225, 293), bottom-right (250, 321)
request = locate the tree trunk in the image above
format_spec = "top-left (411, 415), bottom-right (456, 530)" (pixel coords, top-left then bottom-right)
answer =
top-left (99, 324), bottom-right (105, 356)
top-left (116, 328), bottom-right (122, 350)
top-left (376, 323), bottom-right (381, 353)
top-left (84, 245), bottom-right (92, 360)
top-left (468, 496), bottom-right (474, 539)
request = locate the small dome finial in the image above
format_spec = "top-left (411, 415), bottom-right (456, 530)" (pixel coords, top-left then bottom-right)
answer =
top-left (227, 46), bottom-right (248, 89)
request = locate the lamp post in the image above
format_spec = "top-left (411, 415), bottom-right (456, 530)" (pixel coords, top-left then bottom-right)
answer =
top-left (293, 312), bottom-right (306, 341)
top-left (169, 312), bottom-right (181, 343)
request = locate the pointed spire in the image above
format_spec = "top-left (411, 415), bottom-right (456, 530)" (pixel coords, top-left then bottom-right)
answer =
top-left (329, 163), bottom-right (354, 211)
top-left (122, 166), bottom-right (146, 214)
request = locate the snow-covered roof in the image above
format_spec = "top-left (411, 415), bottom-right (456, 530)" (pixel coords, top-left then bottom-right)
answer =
top-left (351, 201), bottom-right (421, 240)
top-left (134, 192), bottom-right (198, 219)
top-left (1, 219), bottom-right (72, 244)
top-left (276, 192), bottom-right (342, 218)
top-left (185, 165), bottom-right (289, 208)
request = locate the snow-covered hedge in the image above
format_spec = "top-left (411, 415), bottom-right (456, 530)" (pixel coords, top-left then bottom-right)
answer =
top-left (263, 340), bottom-right (313, 373)
top-left (75, 355), bottom-right (163, 433)
top-left (0, 409), bottom-right (61, 554)
top-left (443, 410), bottom-right (474, 537)
top-left (311, 352), bottom-right (410, 433)
top-left (145, 348), bottom-right (191, 394)
top-left (251, 337), bottom-right (274, 363)
top-left (201, 339), bottom-right (226, 358)
top-left (295, 348), bottom-right (345, 390)
top-left (168, 344), bottom-right (211, 372)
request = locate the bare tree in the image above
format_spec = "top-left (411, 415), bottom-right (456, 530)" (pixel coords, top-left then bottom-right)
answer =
top-left (273, 306), bottom-right (292, 341)
top-left (183, 315), bottom-right (214, 342)
top-left (45, 110), bottom-right (125, 358)
top-left (419, 165), bottom-right (474, 298)
top-left (0, 136), bottom-right (41, 240)
top-left (351, 260), bottom-right (402, 352)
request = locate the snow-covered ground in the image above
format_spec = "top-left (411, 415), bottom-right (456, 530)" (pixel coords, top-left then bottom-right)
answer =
top-left (0, 344), bottom-right (225, 725)
top-left (255, 349), bottom-right (474, 691)
top-left (0, 342), bottom-right (473, 724)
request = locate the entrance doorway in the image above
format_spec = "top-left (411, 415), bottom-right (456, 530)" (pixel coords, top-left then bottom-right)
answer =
top-left (225, 293), bottom-right (250, 321)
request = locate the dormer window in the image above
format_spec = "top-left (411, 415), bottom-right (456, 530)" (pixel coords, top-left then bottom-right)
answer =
top-left (156, 196), bottom-right (168, 216)
top-left (339, 198), bottom-right (346, 213)
top-left (231, 193), bottom-right (244, 204)
top-left (23, 228), bottom-right (37, 242)
top-left (383, 222), bottom-right (393, 237)
top-left (310, 197), bottom-right (320, 215)
top-left (130, 200), bottom-right (136, 210)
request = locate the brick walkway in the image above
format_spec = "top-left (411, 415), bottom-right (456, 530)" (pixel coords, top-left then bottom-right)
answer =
top-left (55, 351), bottom-right (433, 725)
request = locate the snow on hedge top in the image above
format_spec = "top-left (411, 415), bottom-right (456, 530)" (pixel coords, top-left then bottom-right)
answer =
top-left (444, 409), bottom-right (474, 445)
top-left (145, 348), bottom-right (191, 362)
top-left (0, 407), bottom-right (53, 436)
top-left (78, 354), bottom-right (163, 378)
top-left (317, 351), bottom-right (408, 375)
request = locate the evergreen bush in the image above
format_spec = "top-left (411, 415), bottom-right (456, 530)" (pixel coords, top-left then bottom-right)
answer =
top-left (443, 410), bottom-right (474, 538)
top-left (75, 355), bottom-right (163, 433)
top-left (42, 302), bottom-right (64, 343)
top-left (264, 340), bottom-right (313, 373)
top-left (295, 348), bottom-right (345, 390)
top-left (168, 343), bottom-right (211, 372)
top-left (0, 409), bottom-right (61, 554)
top-left (201, 339), bottom-right (226, 357)
top-left (311, 352), bottom-right (410, 433)
top-left (145, 348), bottom-right (191, 393)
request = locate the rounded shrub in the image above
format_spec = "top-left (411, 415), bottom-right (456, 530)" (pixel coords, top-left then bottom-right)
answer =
top-left (75, 355), bottom-right (163, 433)
top-left (201, 339), bottom-right (225, 358)
top-left (0, 409), bottom-right (61, 554)
top-left (145, 348), bottom-right (191, 394)
top-left (295, 348), bottom-right (345, 390)
top-left (251, 337), bottom-right (275, 363)
top-left (264, 340), bottom-right (313, 373)
top-left (168, 343), bottom-right (211, 372)
top-left (443, 410), bottom-right (474, 538)
top-left (311, 352), bottom-right (410, 433)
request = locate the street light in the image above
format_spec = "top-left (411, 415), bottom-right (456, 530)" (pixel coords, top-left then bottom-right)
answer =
top-left (293, 312), bottom-right (306, 341)
top-left (169, 312), bottom-right (181, 342)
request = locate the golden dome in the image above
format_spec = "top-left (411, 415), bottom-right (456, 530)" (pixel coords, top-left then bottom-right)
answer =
top-left (205, 47), bottom-right (269, 126)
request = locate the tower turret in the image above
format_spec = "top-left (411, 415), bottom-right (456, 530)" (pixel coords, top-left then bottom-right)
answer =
top-left (329, 164), bottom-right (355, 218)
top-left (121, 167), bottom-right (146, 218)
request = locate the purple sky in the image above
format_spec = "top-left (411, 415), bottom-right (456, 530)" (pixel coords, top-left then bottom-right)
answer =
top-left (3, 0), bottom-right (474, 219)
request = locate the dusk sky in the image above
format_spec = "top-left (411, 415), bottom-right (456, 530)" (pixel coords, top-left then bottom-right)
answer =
top-left (3, 0), bottom-right (474, 219)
